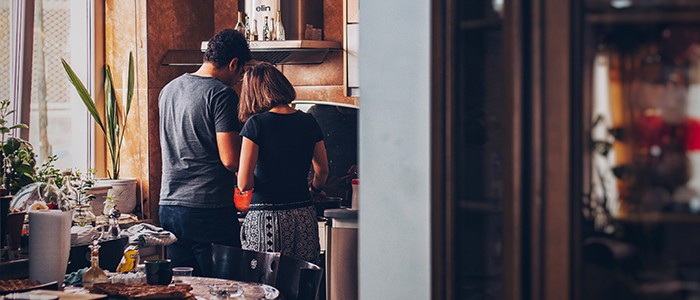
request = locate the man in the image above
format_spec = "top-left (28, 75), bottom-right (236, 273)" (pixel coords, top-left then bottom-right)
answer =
top-left (158, 29), bottom-right (251, 276)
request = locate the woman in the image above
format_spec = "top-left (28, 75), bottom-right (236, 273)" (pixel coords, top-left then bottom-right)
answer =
top-left (237, 62), bottom-right (329, 263)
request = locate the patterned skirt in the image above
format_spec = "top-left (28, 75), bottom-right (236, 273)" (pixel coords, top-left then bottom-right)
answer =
top-left (240, 204), bottom-right (320, 264)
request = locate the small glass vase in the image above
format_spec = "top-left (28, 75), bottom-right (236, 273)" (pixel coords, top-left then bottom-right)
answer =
top-left (43, 175), bottom-right (70, 211)
top-left (73, 203), bottom-right (96, 227)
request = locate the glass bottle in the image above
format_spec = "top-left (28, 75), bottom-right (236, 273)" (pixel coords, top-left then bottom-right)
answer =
top-left (61, 171), bottom-right (79, 207)
top-left (245, 16), bottom-right (251, 41)
top-left (82, 239), bottom-right (109, 288)
top-left (270, 18), bottom-right (275, 40)
top-left (253, 19), bottom-right (259, 41)
top-left (235, 11), bottom-right (245, 35)
top-left (73, 194), bottom-right (96, 227)
top-left (104, 208), bottom-right (121, 240)
top-left (43, 175), bottom-right (70, 211)
top-left (263, 16), bottom-right (270, 41)
top-left (274, 11), bottom-right (285, 41)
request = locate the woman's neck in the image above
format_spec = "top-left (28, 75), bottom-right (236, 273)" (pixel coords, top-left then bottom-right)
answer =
top-left (269, 104), bottom-right (296, 114)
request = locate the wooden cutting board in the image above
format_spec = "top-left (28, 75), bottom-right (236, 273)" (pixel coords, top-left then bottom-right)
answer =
top-left (24, 290), bottom-right (107, 300)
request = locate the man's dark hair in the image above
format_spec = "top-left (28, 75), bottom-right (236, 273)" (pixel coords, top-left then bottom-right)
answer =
top-left (204, 29), bottom-right (251, 69)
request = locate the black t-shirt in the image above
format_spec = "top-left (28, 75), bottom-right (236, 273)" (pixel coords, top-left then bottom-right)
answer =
top-left (158, 73), bottom-right (241, 208)
top-left (240, 110), bottom-right (323, 207)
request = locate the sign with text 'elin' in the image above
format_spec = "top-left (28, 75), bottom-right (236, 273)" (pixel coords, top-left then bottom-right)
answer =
top-left (246, 0), bottom-right (279, 41)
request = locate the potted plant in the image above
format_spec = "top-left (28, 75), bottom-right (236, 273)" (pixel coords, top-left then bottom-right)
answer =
top-left (61, 53), bottom-right (138, 214)
top-left (0, 99), bottom-right (35, 194)
top-left (0, 98), bottom-right (37, 251)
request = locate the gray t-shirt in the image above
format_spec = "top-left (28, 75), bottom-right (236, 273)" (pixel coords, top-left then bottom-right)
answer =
top-left (158, 73), bottom-right (241, 208)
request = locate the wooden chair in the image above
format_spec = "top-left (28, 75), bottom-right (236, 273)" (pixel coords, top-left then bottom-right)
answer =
top-left (276, 255), bottom-right (324, 300)
top-left (210, 244), bottom-right (281, 285)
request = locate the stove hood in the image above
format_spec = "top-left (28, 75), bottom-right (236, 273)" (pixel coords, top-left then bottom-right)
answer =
top-left (161, 40), bottom-right (342, 66)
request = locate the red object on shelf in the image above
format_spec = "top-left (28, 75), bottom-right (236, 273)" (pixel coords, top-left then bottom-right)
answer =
top-left (685, 117), bottom-right (700, 151)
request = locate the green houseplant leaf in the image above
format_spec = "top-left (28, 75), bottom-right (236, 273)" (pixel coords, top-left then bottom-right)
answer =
top-left (61, 52), bottom-right (134, 179)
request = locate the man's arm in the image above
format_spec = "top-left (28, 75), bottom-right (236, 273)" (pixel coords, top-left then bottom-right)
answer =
top-left (216, 131), bottom-right (241, 172)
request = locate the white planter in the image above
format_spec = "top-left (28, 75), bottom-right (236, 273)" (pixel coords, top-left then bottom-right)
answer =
top-left (94, 178), bottom-right (138, 214)
top-left (85, 185), bottom-right (112, 216)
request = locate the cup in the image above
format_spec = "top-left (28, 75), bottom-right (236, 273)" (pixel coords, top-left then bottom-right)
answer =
top-left (145, 259), bottom-right (172, 285)
top-left (234, 187), bottom-right (251, 212)
top-left (172, 266), bottom-right (194, 283)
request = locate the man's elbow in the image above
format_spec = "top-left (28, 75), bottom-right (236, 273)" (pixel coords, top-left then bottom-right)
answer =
top-left (222, 161), bottom-right (239, 172)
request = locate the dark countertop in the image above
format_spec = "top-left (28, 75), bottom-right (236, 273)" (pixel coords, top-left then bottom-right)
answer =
top-left (0, 258), bottom-right (29, 280)
top-left (324, 208), bottom-right (358, 219)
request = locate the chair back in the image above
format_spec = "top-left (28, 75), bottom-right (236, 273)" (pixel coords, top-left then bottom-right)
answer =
top-left (211, 244), bottom-right (281, 285)
top-left (276, 255), bottom-right (324, 300)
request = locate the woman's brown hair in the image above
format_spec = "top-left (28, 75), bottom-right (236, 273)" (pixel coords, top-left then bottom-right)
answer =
top-left (239, 62), bottom-right (296, 122)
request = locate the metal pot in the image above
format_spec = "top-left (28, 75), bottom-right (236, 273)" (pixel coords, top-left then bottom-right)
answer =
top-left (313, 197), bottom-right (342, 216)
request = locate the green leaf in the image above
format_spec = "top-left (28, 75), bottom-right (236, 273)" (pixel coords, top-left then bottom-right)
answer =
top-left (9, 124), bottom-right (28, 130)
top-left (61, 58), bottom-right (107, 136)
top-left (125, 52), bottom-right (134, 120)
top-left (3, 137), bottom-right (19, 153)
top-left (18, 174), bottom-right (34, 186)
top-left (9, 156), bottom-right (19, 168)
top-left (15, 164), bottom-right (34, 175)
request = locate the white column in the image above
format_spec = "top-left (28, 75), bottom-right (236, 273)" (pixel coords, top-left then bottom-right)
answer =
top-left (358, 0), bottom-right (431, 298)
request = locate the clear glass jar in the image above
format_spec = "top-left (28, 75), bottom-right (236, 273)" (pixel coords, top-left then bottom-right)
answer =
top-left (73, 204), bottom-right (96, 227)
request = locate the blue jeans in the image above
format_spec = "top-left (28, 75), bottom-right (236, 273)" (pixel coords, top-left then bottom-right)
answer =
top-left (159, 205), bottom-right (241, 277)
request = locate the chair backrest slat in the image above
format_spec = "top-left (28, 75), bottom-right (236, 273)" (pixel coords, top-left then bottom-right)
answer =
top-left (210, 244), bottom-right (281, 286)
top-left (276, 255), bottom-right (323, 300)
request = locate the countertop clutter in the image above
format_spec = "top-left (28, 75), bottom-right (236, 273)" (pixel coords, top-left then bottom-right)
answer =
top-left (0, 277), bottom-right (281, 300)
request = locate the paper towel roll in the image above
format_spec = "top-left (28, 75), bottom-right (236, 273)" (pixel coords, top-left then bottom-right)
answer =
top-left (29, 210), bottom-right (72, 286)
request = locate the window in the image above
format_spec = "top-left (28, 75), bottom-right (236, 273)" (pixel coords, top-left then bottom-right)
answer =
top-left (11, 0), bottom-right (98, 172)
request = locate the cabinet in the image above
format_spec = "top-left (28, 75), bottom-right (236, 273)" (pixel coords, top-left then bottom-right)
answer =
top-left (344, 0), bottom-right (359, 97)
top-left (578, 3), bottom-right (700, 300)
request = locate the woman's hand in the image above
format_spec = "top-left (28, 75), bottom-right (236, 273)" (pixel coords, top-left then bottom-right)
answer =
top-left (310, 187), bottom-right (326, 202)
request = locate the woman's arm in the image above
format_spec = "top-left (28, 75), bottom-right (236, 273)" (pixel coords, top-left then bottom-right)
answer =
top-left (237, 137), bottom-right (259, 192)
top-left (310, 141), bottom-right (329, 192)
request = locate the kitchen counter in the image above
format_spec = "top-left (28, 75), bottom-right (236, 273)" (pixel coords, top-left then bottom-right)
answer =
top-left (324, 208), bottom-right (358, 300)
top-left (324, 208), bottom-right (357, 220)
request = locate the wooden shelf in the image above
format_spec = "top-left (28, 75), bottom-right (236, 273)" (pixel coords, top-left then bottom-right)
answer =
top-left (460, 19), bottom-right (502, 31)
top-left (0, 258), bottom-right (28, 280)
top-left (585, 11), bottom-right (700, 24)
top-left (614, 212), bottom-right (700, 224)
top-left (459, 201), bottom-right (502, 213)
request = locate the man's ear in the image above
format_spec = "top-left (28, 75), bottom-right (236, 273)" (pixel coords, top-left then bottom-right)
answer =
top-left (229, 58), bottom-right (239, 72)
